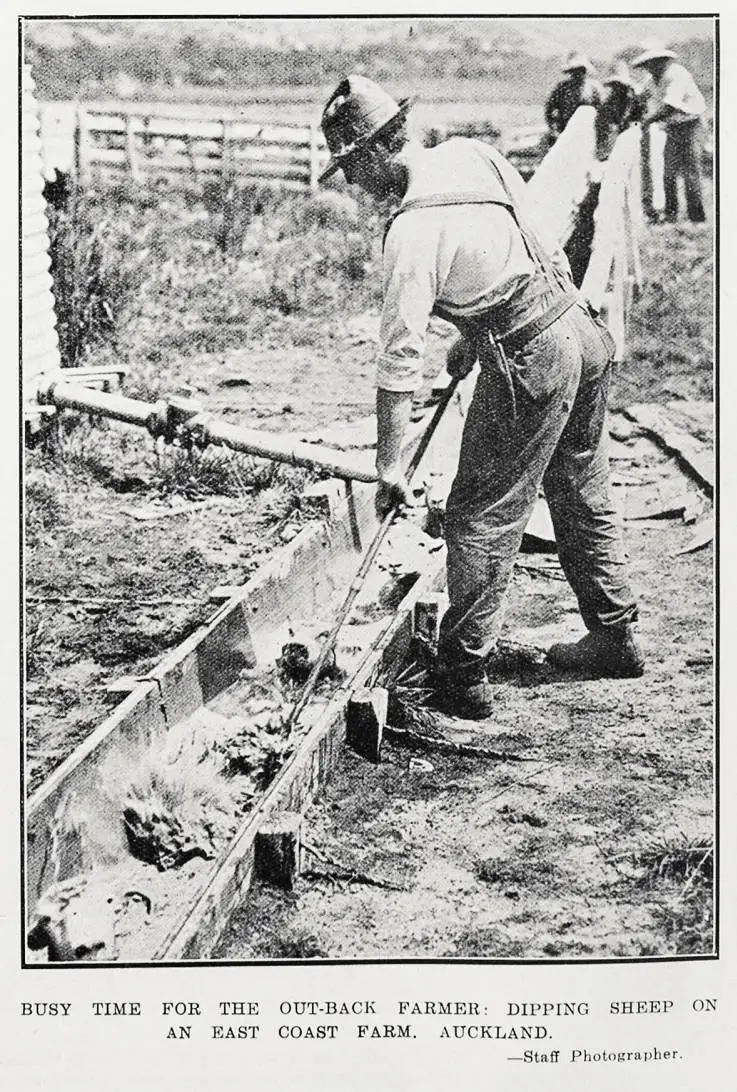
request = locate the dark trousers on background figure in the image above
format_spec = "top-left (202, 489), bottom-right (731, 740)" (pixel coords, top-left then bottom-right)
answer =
top-left (664, 120), bottom-right (706, 223)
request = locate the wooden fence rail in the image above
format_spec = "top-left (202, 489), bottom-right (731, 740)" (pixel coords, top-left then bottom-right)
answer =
top-left (72, 108), bottom-right (330, 192)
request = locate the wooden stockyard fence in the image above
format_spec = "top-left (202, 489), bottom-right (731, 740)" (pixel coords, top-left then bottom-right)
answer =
top-left (48, 105), bottom-right (331, 192)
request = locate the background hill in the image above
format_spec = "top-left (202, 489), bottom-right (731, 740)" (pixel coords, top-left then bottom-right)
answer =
top-left (24, 15), bottom-right (715, 107)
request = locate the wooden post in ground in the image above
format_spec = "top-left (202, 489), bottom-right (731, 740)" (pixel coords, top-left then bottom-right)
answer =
top-left (124, 115), bottom-right (141, 183)
top-left (308, 120), bottom-right (320, 193)
top-left (413, 593), bottom-right (448, 647)
top-left (74, 107), bottom-right (90, 186)
top-left (221, 119), bottom-right (236, 257)
top-left (346, 687), bottom-right (388, 763)
top-left (625, 170), bottom-right (643, 303)
top-left (254, 813), bottom-right (302, 890)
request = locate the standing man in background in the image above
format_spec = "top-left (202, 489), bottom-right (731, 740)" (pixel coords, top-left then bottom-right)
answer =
top-left (545, 52), bottom-right (603, 144)
top-left (633, 38), bottom-right (707, 224)
top-left (319, 75), bottom-right (643, 720)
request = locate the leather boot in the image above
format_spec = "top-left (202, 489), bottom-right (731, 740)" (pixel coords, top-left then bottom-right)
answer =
top-left (547, 624), bottom-right (645, 678)
top-left (433, 664), bottom-right (496, 720)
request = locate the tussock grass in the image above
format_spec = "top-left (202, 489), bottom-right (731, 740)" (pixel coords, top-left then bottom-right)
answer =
top-left (47, 184), bottom-right (150, 366)
top-left (150, 444), bottom-right (313, 506)
top-left (152, 446), bottom-right (254, 500)
top-left (631, 832), bottom-right (714, 955)
top-left (633, 832), bottom-right (713, 888)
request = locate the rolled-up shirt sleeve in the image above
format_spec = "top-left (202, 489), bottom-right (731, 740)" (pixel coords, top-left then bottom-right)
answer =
top-left (376, 219), bottom-right (439, 392)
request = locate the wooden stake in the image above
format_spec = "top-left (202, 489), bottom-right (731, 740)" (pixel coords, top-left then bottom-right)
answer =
top-left (254, 813), bottom-right (302, 890)
top-left (74, 107), bottom-right (90, 186)
top-left (308, 120), bottom-right (320, 193)
top-left (301, 480), bottom-right (342, 521)
top-left (125, 114), bottom-right (141, 182)
top-left (412, 593), bottom-right (448, 646)
top-left (346, 686), bottom-right (388, 763)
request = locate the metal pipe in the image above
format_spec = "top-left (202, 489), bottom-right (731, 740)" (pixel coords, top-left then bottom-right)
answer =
top-left (40, 380), bottom-right (164, 431)
top-left (38, 380), bottom-right (378, 482)
top-left (187, 413), bottom-right (377, 482)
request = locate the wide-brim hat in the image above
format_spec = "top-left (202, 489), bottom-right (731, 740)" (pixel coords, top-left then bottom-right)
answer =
top-left (562, 51), bottom-right (595, 74)
top-left (319, 74), bottom-right (412, 184)
top-left (631, 38), bottom-right (677, 67)
top-left (604, 60), bottom-right (636, 89)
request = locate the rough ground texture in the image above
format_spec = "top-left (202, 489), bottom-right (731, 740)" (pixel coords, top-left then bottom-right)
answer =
top-left (25, 177), bottom-right (713, 959)
top-left (214, 427), bottom-right (714, 961)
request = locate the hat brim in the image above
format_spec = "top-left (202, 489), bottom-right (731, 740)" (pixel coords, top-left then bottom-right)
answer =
top-left (632, 49), bottom-right (677, 67)
top-left (319, 97), bottom-right (412, 184)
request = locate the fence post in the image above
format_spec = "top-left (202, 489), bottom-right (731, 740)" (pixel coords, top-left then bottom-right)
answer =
top-left (73, 106), bottom-right (90, 186)
top-left (220, 118), bottom-right (233, 186)
top-left (309, 120), bottom-right (320, 193)
top-left (125, 115), bottom-right (142, 183)
top-left (221, 119), bottom-right (236, 258)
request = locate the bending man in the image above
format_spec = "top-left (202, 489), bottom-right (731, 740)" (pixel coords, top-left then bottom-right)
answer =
top-left (320, 76), bottom-right (644, 719)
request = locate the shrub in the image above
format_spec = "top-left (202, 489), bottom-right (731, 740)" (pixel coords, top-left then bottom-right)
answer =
top-left (46, 184), bottom-right (150, 365)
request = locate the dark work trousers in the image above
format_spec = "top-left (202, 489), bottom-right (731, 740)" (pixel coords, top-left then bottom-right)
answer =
top-left (640, 125), bottom-right (657, 219)
top-left (663, 120), bottom-right (706, 223)
top-left (437, 302), bottom-right (638, 677)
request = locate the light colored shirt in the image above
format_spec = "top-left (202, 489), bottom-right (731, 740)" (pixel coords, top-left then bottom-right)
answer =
top-left (645, 61), bottom-right (705, 127)
top-left (376, 138), bottom-right (564, 393)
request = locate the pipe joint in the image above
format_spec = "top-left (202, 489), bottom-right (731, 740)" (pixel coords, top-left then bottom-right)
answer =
top-left (147, 397), bottom-right (204, 445)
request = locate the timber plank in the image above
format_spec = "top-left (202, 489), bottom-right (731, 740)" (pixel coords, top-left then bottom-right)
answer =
top-left (624, 402), bottom-right (714, 494)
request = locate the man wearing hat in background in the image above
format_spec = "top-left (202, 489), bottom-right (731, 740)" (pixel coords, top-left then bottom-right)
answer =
top-left (633, 38), bottom-right (706, 224)
top-left (319, 75), bottom-right (643, 719)
top-left (545, 52), bottom-right (604, 145)
top-left (595, 60), bottom-right (643, 161)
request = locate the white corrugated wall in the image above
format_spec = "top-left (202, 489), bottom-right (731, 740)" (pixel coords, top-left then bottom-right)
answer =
top-left (22, 61), bottom-right (61, 405)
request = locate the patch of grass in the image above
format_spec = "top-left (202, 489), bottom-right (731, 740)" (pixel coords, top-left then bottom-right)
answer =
top-left (47, 185), bottom-right (151, 366)
top-left (613, 213), bottom-right (713, 407)
top-left (152, 445), bottom-right (253, 500)
top-left (25, 469), bottom-right (66, 544)
top-left (150, 444), bottom-right (314, 507)
top-left (627, 832), bottom-right (714, 955)
top-left (46, 177), bottom-right (382, 404)
top-left (633, 832), bottom-right (713, 888)
top-left (453, 925), bottom-right (527, 959)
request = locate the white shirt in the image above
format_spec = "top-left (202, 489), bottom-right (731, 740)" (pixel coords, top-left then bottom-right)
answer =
top-left (646, 61), bottom-right (705, 126)
top-left (376, 138), bottom-right (561, 393)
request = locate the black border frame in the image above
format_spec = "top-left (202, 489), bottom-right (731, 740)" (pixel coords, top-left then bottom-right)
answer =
top-left (18, 10), bottom-right (720, 969)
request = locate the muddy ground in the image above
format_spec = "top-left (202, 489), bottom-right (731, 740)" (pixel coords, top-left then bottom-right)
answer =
top-left (24, 197), bottom-right (714, 958)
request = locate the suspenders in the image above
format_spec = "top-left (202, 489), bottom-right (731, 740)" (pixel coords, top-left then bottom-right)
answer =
top-left (382, 149), bottom-right (571, 297)
top-left (380, 151), bottom-right (577, 421)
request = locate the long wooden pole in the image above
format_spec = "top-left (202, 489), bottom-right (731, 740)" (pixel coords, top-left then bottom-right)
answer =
top-left (285, 378), bottom-right (460, 730)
